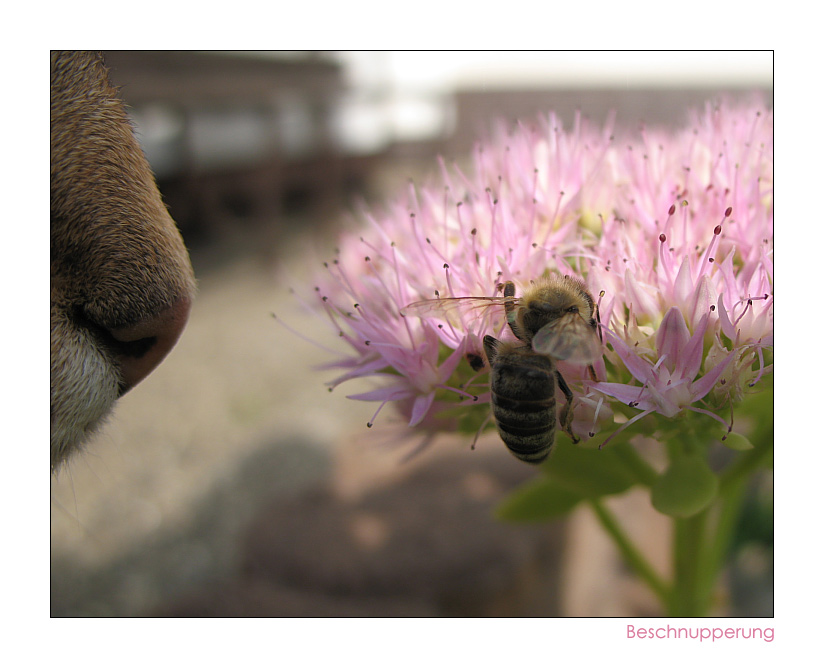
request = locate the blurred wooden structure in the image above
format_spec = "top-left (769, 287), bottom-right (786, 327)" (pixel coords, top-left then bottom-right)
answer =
top-left (101, 51), bottom-right (771, 247)
top-left (103, 51), bottom-right (380, 241)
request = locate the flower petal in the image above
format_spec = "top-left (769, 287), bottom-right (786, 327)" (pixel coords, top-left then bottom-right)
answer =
top-left (656, 307), bottom-right (690, 372)
top-left (408, 392), bottom-right (436, 427)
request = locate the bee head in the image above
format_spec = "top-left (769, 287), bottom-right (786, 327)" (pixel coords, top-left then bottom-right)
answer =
top-left (518, 277), bottom-right (595, 339)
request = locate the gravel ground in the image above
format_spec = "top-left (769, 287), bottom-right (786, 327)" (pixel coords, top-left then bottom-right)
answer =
top-left (50, 221), bottom-right (366, 613)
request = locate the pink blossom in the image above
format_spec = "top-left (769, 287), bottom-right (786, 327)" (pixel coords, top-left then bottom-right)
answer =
top-left (288, 100), bottom-right (773, 447)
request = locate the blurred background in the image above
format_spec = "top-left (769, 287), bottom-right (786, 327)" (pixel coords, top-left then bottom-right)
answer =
top-left (50, 51), bottom-right (773, 617)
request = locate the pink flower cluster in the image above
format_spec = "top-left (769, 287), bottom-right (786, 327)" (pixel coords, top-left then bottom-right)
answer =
top-left (299, 100), bottom-right (773, 445)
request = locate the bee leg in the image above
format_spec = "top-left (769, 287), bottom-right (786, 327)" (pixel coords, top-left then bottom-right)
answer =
top-left (478, 336), bottom-right (500, 453)
top-left (482, 335), bottom-right (499, 363)
top-left (555, 370), bottom-right (579, 444)
top-left (586, 295), bottom-right (604, 382)
top-left (502, 280), bottom-right (516, 300)
top-left (501, 281), bottom-right (525, 342)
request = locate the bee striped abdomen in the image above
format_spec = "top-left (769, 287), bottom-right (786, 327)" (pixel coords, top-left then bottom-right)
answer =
top-left (488, 352), bottom-right (557, 464)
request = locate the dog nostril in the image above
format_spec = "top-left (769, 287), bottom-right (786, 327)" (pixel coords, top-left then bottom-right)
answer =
top-left (108, 296), bottom-right (192, 395)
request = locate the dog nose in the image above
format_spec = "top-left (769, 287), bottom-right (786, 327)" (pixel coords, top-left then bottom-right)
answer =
top-left (108, 296), bottom-right (192, 395)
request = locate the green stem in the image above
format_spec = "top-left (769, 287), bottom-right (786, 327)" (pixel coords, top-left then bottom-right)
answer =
top-left (668, 428), bottom-right (773, 616)
top-left (701, 477), bottom-right (748, 605)
top-left (588, 497), bottom-right (670, 607)
top-left (699, 440), bottom-right (773, 611)
top-left (670, 510), bottom-right (711, 616)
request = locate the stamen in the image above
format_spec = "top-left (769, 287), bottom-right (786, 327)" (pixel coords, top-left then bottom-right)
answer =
top-left (589, 395), bottom-right (605, 437)
top-left (662, 203), bottom-right (676, 242)
top-left (749, 342), bottom-right (766, 387)
top-left (444, 264), bottom-right (456, 298)
top-left (657, 230), bottom-right (675, 284)
top-left (270, 313), bottom-right (342, 356)
top-left (688, 406), bottom-right (731, 435)
top-left (697, 208), bottom-right (729, 279)
top-left (599, 408), bottom-right (654, 449)
top-left (436, 384), bottom-right (479, 402)
top-left (367, 398), bottom-right (393, 428)
top-left (408, 211), bottom-right (439, 276)
top-left (470, 412), bottom-right (494, 451)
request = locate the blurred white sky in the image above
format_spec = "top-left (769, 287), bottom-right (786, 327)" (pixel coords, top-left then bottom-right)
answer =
top-left (327, 51), bottom-right (772, 151)
top-left (333, 51), bottom-right (773, 91)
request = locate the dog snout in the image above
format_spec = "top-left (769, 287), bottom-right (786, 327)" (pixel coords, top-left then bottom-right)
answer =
top-left (107, 296), bottom-right (192, 394)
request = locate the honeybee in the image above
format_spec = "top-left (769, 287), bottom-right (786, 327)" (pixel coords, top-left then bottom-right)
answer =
top-left (403, 274), bottom-right (601, 464)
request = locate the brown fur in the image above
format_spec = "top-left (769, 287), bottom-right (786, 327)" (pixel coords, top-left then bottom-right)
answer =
top-left (51, 51), bottom-right (196, 471)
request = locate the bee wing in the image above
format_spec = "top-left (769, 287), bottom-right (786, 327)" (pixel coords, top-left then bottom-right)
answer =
top-left (401, 296), bottom-right (514, 320)
top-left (532, 316), bottom-right (601, 364)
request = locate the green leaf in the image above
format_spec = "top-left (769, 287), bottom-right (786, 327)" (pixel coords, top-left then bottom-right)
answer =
top-left (540, 437), bottom-right (641, 499)
top-left (495, 477), bottom-right (583, 522)
top-left (496, 436), bottom-right (651, 523)
top-left (651, 455), bottom-right (719, 517)
top-left (721, 432), bottom-right (755, 451)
